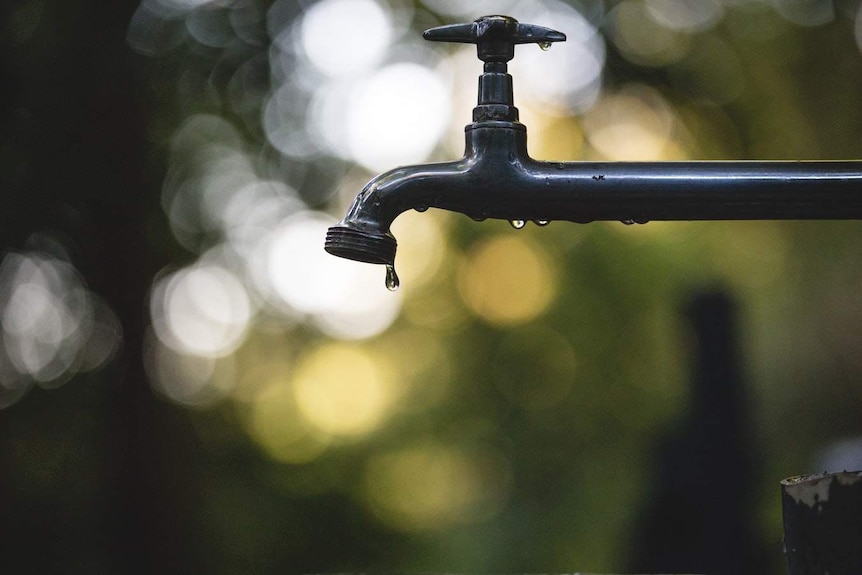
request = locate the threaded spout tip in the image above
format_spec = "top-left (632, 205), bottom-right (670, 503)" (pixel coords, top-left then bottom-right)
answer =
top-left (324, 225), bottom-right (397, 265)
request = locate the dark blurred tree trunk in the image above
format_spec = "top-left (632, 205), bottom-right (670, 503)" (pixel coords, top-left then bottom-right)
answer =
top-left (1, 1), bottom-right (197, 572)
top-left (628, 290), bottom-right (768, 575)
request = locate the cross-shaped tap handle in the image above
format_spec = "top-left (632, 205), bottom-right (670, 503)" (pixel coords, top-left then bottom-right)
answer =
top-left (423, 15), bottom-right (566, 64)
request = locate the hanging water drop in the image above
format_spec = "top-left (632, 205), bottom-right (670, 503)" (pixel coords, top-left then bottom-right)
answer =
top-left (621, 219), bottom-right (636, 225)
top-left (538, 42), bottom-right (551, 51)
top-left (509, 219), bottom-right (526, 229)
top-left (385, 263), bottom-right (400, 291)
top-left (534, 220), bottom-right (550, 226)
top-left (415, 204), bottom-right (429, 213)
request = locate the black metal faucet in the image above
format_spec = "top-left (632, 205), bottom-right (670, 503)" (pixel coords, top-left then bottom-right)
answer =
top-left (325, 15), bottom-right (862, 288)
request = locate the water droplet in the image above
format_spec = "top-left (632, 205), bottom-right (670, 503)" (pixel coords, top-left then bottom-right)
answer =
top-left (385, 264), bottom-right (400, 291)
top-left (534, 220), bottom-right (550, 226)
top-left (471, 216), bottom-right (487, 222)
top-left (509, 219), bottom-right (526, 229)
top-left (538, 42), bottom-right (551, 51)
top-left (415, 205), bottom-right (429, 213)
top-left (621, 219), bottom-right (636, 225)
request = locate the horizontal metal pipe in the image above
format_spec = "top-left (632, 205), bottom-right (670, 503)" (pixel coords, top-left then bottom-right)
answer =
top-left (326, 122), bottom-right (862, 265)
top-left (503, 159), bottom-right (862, 223)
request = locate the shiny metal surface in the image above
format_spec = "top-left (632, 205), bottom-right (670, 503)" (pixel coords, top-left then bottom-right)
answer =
top-left (325, 16), bottom-right (862, 268)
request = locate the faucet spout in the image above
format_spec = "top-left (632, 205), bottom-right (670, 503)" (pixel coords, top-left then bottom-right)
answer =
top-left (324, 157), bottom-right (474, 265)
top-left (323, 122), bottom-right (533, 266)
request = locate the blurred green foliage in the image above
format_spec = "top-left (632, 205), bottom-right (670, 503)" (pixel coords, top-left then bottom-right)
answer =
top-left (4, 0), bottom-right (862, 573)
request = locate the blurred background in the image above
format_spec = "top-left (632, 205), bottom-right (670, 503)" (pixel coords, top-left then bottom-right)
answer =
top-left (3, 0), bottom-right (862, 573)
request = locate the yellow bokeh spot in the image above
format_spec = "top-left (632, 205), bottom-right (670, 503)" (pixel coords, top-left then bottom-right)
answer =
top-left (363, 442), bottom-right (510, 531)
top-left (521, 106), bottom-right (585, 161)
top-left (457, 235), bottom-right (557, 326)
top-left (583, 85), bottom-right (682, 161)
top-left (250, 380), bottom-right (328, 464)
top-left (293, 343), bottom-right (392, 437)
top-left (390, 209), bottom-right (448, 289)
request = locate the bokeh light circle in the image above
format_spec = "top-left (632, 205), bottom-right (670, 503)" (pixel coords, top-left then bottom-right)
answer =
top-left (363, 441), bottom-right (512, 531)
top-left (458, 234), bottom-right (557, 326)
top-left (151, 264), bottom-right (253, 358)
top-left (251, 379), bottom-right (329, 463)
top-left (293, 343), bottom-right (393, 436)
top-left (509, 4), bottom-right (605, 110)
top-left (299, 0), bottom-right (392, 78)
top-left (264, 211), bottom-right (402, 340)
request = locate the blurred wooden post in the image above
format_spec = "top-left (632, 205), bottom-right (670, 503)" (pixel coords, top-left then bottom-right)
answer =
top-left (782, 471), bottom-right (862, 574)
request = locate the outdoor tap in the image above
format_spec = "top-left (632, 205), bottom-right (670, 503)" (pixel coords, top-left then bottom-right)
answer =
top-left (325, 15), bottom-right (862, 288)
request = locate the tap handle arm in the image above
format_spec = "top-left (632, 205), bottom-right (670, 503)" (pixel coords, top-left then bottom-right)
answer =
top-left (423, 15), bottom-right (566, 64)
